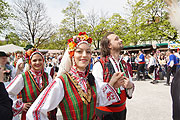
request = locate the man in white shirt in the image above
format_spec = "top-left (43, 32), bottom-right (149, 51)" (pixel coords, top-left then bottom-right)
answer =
top-left (147, 53), bottom-right (157, 84)
top-left (92, 32), bottom-right (134, 120)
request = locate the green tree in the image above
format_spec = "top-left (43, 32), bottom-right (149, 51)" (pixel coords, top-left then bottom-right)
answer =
top-left (5, 32), bottom-right (21, 45)
top-left (107, 13), bottom-right (129, 45)
top-left (13, 0), bottom-right (54, 47)
top-left (141, 0), bottom-right (177, 43)
top-left (61, 0), bottom-right (87, 34)
top-left (126, 0), bottom-right (178, 45)
top-left (125, 0), bottom-right (146, 45)
top-left (54, 0), bottom-right (88, 49)
top-left (0, 0), bottom-right (13, 34)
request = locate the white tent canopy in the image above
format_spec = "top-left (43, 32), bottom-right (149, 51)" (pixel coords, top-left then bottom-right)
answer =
top-left (0, 44), bottom-right (24, 53)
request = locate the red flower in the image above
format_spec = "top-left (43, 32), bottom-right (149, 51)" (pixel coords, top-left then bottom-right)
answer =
top-left (68, 38), bottom-right (73, 43)
top-left (78, 32), bottom-right (86, 36)
top-left (87, 37), bottom-right (92, 44)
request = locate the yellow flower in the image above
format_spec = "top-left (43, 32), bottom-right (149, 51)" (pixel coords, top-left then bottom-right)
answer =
top-left (84, 35), bottom-right (89, 40)
top-left (69, 42), bottom-right (76, 50)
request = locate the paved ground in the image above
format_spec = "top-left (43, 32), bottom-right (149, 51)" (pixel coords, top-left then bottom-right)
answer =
top-left (126, 79), bottom-right (172, 120)
top-left (57, 78), bottom-right (173, 120)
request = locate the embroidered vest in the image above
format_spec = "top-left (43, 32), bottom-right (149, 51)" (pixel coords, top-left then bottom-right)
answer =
top-left (96, 56), bottom-right (129, 112)
top-left (21, 71), bottom-right (57, 120)
top-left (21, 71), bottom-right (49, 103)
top-left (59, 73), bottom-right (97, 120)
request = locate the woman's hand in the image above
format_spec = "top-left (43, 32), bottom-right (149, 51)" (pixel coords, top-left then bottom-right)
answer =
top-left (18, 63), bottom-right (24, 71)
top-left (22, 103), bottom-right (32, 112)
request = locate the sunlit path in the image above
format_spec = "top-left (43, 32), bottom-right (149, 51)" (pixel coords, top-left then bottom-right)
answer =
top-left (126, 79), bottom-right (172, 120)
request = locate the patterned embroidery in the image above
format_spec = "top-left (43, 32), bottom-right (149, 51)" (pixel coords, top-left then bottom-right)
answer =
top-left (66, 73), bottom-right (92, 105)
top-left (102, 84), bottom-right (120, 102)
top-left (28, 71), bottom-right (45, 92)
top-left (12, 100), bottom-right (23, 116)
top-left (103, 86), bottom-right (107, 93)
top-left (70, 66), bottom-right (87, 93)
top-left (33, 80), bottom-right (56, 120)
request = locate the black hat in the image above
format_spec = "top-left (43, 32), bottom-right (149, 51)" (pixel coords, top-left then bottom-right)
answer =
top-left (24, 45), bottom-right (34, 50)
top-left (0, 51), bottom-right (8, 57)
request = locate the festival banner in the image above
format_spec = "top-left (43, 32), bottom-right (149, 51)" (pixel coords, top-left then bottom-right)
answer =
top-left (168, 40), bottom-right (180, 49)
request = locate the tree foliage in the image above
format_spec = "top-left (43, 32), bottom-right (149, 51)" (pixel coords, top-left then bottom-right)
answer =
top-left (3, 0), bottom-right (178, 50)
top-left (13, 0), bottom-right (55, 47)
top-left (125, 0), bottom-right (178, 45)
top-left (0, 0), bottom-right (13, 35)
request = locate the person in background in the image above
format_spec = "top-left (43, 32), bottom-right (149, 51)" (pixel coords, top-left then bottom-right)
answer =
top-left (166, 50), bottom-right (178, 86)
top-left (24, 45), bottom-right (34, 72)
top-left (6, 48), bottom-right (56, 120)
top-left (0, 51), bottom-right (16, 85)
top-left (93, 32), bottom-right (134, 120)
top-left (130, 53), bottom-right (136, 75)
top-left (10, 51), bottom-right (23, 68)
top-left (137, 50), bottom-right (146, 81)
top-left (123, 53), bottom-right (133, 77)
top-left (158, 54), bottom-right (166, 80)
top-left (0, 66), bottom-right (13, 120)
top-left (174, 51), bottom-right (180, 72)
top-left (148, 53), bottom-right (157, 84)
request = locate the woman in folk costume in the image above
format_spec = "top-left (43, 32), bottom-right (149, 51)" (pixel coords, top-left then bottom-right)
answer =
top-left (6, 48), bottom-right (57, 120)
top-left (165, 0), bottom-right (180, 119)
top-left (26, 32), bottom-right (126, 120)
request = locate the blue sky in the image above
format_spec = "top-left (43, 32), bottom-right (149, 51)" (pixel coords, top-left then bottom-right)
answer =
top-left (6, 0), bottom-right (129, 25)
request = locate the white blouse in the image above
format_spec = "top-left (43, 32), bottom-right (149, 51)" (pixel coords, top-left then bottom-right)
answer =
top-left (6, 71), bottom-right (52, 116)
top-left (26, 76), bottom-right (120, 120)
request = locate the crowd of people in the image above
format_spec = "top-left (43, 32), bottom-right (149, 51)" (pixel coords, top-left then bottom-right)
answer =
top-left (0, 32), bottom-right (135, 120)
top-left (0, 34), bottom-right (179, 120)
top-left (120, 49), bottom-right (179, 85)
top-left (0, 0), bottom-right (180, 119)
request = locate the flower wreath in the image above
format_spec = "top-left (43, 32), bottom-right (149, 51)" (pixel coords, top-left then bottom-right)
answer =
top-left (67, 32), bottom-right (92, 58)
top-left (25, 48), bottom-right (44, 64)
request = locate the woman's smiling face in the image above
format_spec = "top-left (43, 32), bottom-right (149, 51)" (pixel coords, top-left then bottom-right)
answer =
top-left (74, 43), bottom-right (91, 71)
top-left (31, 54), bottom-right (44, 71)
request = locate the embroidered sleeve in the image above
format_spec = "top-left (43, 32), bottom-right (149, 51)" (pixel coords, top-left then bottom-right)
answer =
top-left (95, 80), bottom-right (120, 107)
top-left (93, 61), bottom-right (120, 107)
top-left (12, 98), bottom-right (24, 116)
top-left (103, 84), bottom-right (120, 101)
top-left (26, 78), bottom-right (64, 120)
top-left (6, 74), bottom-right (24, 95)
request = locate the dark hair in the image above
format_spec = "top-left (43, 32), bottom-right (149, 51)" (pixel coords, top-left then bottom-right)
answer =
top-left (0, 51), bottom-right (8, 57)
top-left (140, 49), bottom-right (144, 53)
top-left (100, 32), bottom-right (115, 57)
top-left (125, 52), bottom-right (128, 55)
top-left (169, 49), bottom-right (173, 53)
top-left (160, 55), bottom-right (165, 60)
top-left (54, 66), bottom-right (59, 72)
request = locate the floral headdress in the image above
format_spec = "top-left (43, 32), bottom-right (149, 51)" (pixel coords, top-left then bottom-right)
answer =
top-left (57, 32), bottom-right (92, 77)
top-left (67, 32), bottom-right (92, 57)
top-left (25, 48), bottom-right (44, 64)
